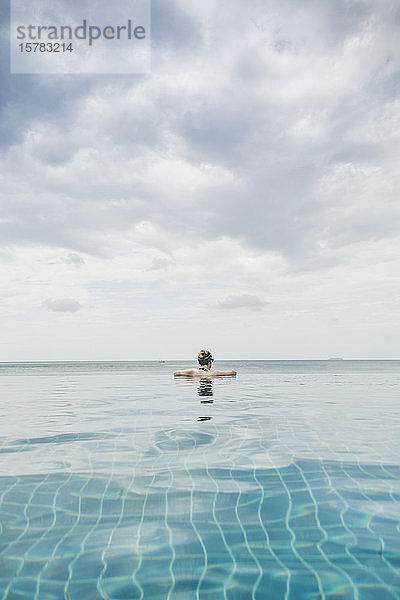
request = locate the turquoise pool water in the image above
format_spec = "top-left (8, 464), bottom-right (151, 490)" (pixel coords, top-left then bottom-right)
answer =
top-left (0, 360), bottom-right (400, 599)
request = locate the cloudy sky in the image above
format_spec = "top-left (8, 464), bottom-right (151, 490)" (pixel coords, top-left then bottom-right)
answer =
top-left (1, 0), bottom-right (400, 360)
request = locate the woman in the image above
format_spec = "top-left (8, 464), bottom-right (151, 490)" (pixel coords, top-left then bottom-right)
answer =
top-left (174, 349), bottom-right (236, 378)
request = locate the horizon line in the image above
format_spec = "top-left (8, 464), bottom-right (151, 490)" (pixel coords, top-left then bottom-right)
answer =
top-left (1, 358), bottom-right (400, 363)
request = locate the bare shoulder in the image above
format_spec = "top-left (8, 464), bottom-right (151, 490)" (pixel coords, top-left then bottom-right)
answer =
top-left (174, 369), bottom-right (198, 377)
top-left (211, 370), bottom-right (237, 377)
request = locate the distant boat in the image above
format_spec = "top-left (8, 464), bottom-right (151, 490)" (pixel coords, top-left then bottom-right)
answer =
top-left (159, 360), bottom-right (166, 363)
top-left (328, 357), bottom-right (344, 361)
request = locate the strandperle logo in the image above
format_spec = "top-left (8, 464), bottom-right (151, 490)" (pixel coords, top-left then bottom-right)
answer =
top-left (10, 0), bottom-right (151, 74)
top-left (16, 20), bottom-right (147, 46)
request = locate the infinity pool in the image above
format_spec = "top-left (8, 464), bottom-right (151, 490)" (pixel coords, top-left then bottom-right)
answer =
top-left (1, 361), bottom-right (400, 599)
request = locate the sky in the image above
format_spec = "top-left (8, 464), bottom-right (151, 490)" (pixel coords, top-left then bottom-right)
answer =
top-left (1, 0), bottom-right (400, 360)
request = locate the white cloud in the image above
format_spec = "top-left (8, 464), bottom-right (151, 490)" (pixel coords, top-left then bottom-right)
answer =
top-left (0, 250), bottom-right (13, 262)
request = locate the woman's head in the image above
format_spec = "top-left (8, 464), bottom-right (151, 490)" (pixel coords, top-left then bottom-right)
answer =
top-left (198, 349), bottom-right (213, 366)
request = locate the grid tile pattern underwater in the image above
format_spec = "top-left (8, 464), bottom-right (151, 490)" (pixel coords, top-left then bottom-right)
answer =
top-left (0, 360), bottom-right (400, 599)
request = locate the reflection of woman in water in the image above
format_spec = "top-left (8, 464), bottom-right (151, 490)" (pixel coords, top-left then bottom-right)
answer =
top-left (198, 379), bottom-right (214, 398)
top-left (198, 378), bottom-right (213, 422)
top-left (174, 349), bottom-right (237, 378)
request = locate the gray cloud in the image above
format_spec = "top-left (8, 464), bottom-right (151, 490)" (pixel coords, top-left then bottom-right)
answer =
top-left (149, 257), bottom-right (173, 270)
top-left (217, 294), bottom-right (267, 310)
top-left (0, 0), bottom-right (399, 272)
top-left (41, 298), bottom-right (83, 313)
top-left (151, 0), bottom-right (203, 52)
top-left (61, 253), bottom-right (86, 267)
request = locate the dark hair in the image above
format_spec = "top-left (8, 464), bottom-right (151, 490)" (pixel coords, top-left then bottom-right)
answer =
top-left (198, 349), bottom-right (213, 365)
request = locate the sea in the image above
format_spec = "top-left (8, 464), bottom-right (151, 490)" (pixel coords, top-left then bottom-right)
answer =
top-left (0, 360), bottom-right (400, 599)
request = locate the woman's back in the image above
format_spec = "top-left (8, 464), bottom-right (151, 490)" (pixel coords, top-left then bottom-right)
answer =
top-left (173, 349), bottom-right (236, 378)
